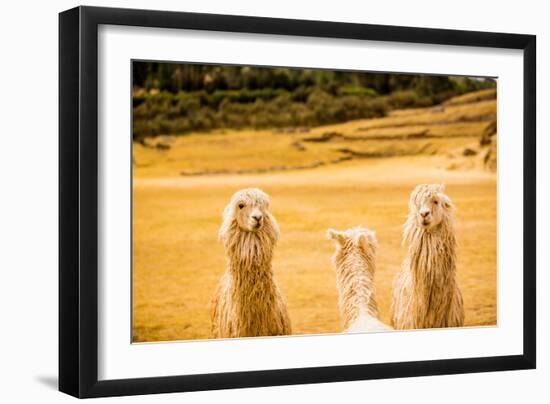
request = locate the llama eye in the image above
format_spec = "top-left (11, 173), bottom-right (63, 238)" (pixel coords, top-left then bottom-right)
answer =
top-left (238, 203), bottom-right (245, 209)
top-left (433, 200), bottom-right (439, 205)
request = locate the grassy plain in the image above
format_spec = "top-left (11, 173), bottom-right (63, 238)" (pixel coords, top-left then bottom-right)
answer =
top-left (132, 90), bottom-right (497, 342)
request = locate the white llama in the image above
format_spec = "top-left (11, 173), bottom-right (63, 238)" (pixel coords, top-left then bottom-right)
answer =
top-left (211, 188), bottom-right (291, 338)
top-left (327, 227), bottom-right (391, 333)
top-left (391, 184), bottom-right (465, 329)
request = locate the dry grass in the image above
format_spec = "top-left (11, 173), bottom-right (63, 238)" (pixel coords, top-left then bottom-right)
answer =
top-left (354, 100), bottom-right (495, 130)
top-left (132, 91), bottom-right (497, 342)
top-left (134, 95), bottom-right (495, 177)
top-left (443, 88), bottom-right (496, 106)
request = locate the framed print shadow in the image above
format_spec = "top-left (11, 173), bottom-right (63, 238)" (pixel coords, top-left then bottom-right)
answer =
top-left (59, 6), bottom-right (536, 398)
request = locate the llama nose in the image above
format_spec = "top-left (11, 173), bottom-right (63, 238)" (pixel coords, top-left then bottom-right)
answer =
top-left (252, 215), bottom-right (263, 222)
top-left (420, 210), bottom-right (430, 218)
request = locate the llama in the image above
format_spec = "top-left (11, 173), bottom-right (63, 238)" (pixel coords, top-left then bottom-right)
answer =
top-left (391, 184), bottom-right (465, 330)
top-left (327, 227), bottom-right (391, 333)
top-left (211, 188), bottom-right (291, 338)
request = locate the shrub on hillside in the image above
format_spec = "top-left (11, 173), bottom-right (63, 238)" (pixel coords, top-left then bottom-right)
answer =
top-left (131, 86), bottom-right (479, 139)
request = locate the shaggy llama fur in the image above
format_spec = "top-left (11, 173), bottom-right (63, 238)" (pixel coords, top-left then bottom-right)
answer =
top-left (328, 227), bottom-right (391, 333)
top-left (211, 188), bottom-right (291, 338)
top-left (391, 184), bottom-right (465, 329)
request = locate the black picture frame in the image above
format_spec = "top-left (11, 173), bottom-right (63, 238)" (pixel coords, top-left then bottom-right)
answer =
top-left (59, 5), bottom-right (536, 398)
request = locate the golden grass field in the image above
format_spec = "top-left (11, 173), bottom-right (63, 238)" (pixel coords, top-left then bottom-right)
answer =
top-left (132, 89), bottom-right (497, 342)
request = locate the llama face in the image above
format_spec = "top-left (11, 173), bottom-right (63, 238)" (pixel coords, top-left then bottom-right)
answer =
top-left (225, 188), bottom-right (272, 232)
top-left (409, 184), bottom-right (452, 230)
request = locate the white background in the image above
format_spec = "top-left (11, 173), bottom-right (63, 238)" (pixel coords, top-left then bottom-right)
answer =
top-left (0, 0), bottom-right (546, 403)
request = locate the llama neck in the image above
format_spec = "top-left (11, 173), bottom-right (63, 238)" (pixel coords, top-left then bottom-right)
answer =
top-left (225, 227), bottom-right (275, 268)
top-left (405, 219), bottom-right (458, 318)
top-left (335, 249), bottom-right (378, 328)
top-left (407, 222), bottom-right (456, 279)
top-left (227, 243), bottom-right (274, 282)
top-left (224, 228), bottom-right (278, 296)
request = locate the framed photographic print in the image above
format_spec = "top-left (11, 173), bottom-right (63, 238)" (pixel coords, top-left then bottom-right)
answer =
top-left (59, 6), bottom-right (536, 398)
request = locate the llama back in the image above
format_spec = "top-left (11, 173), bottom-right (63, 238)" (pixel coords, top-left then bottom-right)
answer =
top-left (327, 227), bottom-right (392, 333)
top-left (346, 310), bottom-right (392, 333)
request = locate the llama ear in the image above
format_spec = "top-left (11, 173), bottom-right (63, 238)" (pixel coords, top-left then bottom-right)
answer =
top-left (442, 196), bottom-right (453, 209)
top-left (438, 183), bottom-right (446, 192)
top-left (327, 228), bottom-right (346, 245)
top-left (222, 203), bottom-right (233, 219)
top-left (219, 203), bottom-right (234, 242)
top-left (356, 233), bottom-right (368, 250)
top-left (268, 212), bottom-right (280, 240)
top-left (356, 232), bottom-right (377, 251)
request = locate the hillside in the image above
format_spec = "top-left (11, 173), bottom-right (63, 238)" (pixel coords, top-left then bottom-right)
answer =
top-left (133, 89), bottom-right (496, 177)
